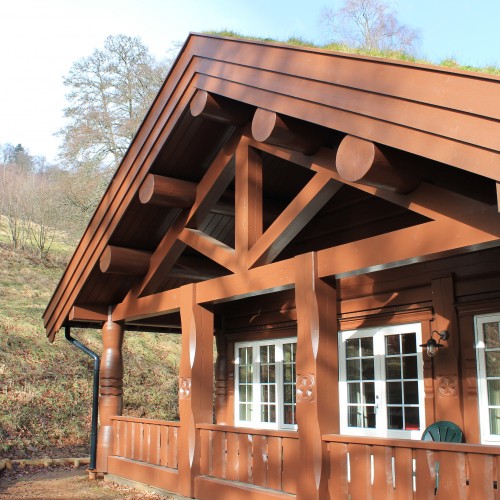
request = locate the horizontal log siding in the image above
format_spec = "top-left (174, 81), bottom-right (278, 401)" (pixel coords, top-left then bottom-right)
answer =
top-left (323, 434), bottom-right (500, 499)
top-left (111, 417), bottom-right (179, 469)
top-left (197, 424), bottom-right (299, 494)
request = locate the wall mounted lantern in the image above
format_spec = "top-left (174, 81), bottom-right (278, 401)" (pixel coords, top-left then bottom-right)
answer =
top-left (420, 330), bottom-right (449, 358)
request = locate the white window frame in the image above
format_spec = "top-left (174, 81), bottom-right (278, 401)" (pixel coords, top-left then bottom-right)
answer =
top-left (234, 337), bottom-right (297, 430)
top-left (339, 323), bottom-right (425, 440)
top-left (475, 312), bottom-right (500, 444)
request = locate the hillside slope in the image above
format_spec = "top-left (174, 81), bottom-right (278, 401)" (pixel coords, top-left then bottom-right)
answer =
top-left (0, 244), bottom-right (181, 459)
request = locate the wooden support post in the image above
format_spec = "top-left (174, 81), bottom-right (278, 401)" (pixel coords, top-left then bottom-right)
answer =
top-left (96, 320), bottom-right (124, 473)
top-left (235, 140), bottom-right (263, 267)
top-left (431, 275), bottom-right (463, 427)
top-left (336, 134), bottom-right (420, 194)
top-left (178, 284), bottom-right (214, 497)
top-left (295, 252), bottom-right (338, 500)
top-left (214, 330), bottom-right (228, 424)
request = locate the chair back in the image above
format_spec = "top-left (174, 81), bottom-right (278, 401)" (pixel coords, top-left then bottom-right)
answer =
top-left (421, 421), bottom-right (463, 442)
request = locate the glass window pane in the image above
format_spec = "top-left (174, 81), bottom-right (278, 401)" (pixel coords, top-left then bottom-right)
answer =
top-left (239, 365), bottom-right (247, 382)
top-left (404, 407), bottom-right (420, 430)
top-left (346, 338), bottom-right (359, 358)
top-left (261, 385), bottom-right (268, 402)
top-left (240, 404), bottom-right (250, 421)
top-left (360, 337), bottom-right (373, 356)
top-left (348, 383), bottom-right (361, 404)
top-left (386, 335), bottom-right (400, 355)
top-left (488, 379), bottom-right (500, 406)
top-left (239, 385), bottom-right (248, 402)
top-left (269, 346), bottom-right (275, 363)
top-left (486, 352), bottom-right (500, 377)
top-left (387, 382), bottom-right (402, 404)
top-left (262, 405), bottom-right (269, 422)
top-left (402, 356), bottom-right (418, 379)
top-left (270, 406), bottom-right (276, 423)
top-left (284, 385), bottom-right (293, 404)
top-left (260, 364), bottom-right (269, 382)
top-left (385, 358), bottom-right (401, 380)
top-left (402, 333), bottom-right (417, 354)
top-left (404, 381), bottom-right (419, 404)
top-left (387, 407), bottom-right (403, 429)
top-left (348, 406), bottom-right (361, 427)
top-left (284, 365), bottom-right (293, 382)
top-left (269, 384), bottom-right (276, 402)
top-left (489, 408), bottom-right (500, 435)
top-left (284, 405), bottom-right (295, 425)
top-left (362, 358), bottom-right (374, 380)
top-left (484, 322), bottom-right (500, 349)
top-left (261, 346), bottom-right (268, 364)
top-left (269, 364), bottom-right (276, 383)
top-left (347, 359), bottom-right (360, 380)
top-left (364, 382), bottom-right (375, 404)
top-left (365, 407), bottom-right (376, 428)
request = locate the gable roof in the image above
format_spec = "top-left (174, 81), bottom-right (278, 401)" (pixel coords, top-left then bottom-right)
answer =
top-left (43, 34), bottom-right (500, 341)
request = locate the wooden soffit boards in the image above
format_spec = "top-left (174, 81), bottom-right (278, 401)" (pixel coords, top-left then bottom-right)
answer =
top-left (43, 34), bottom-right (500, 341)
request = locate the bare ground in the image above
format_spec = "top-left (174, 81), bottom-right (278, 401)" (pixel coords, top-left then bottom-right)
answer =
top-left (0, 464), bottom-right (169, 499)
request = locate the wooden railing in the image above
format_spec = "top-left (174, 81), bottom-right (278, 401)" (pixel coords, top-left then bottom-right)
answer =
top-left (197, 424), bottom-right (299, 494)
top-left (323, 434), bottom-right (500, 499)
top-left (111, 416), bottom-right (180, 469)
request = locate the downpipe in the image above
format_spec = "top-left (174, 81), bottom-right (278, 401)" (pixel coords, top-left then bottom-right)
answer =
top-left (64, 325), bottom-right (100, 471)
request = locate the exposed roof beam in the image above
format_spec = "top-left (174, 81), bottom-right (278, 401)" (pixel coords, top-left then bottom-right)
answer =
top-left (336, 135), bottom-right (420, 194)
top-left (178, 229), bottom-right (238, 273)
top-left (69, 305), bottom-right (108, 323)
top-left (190, 89), bottom-right (253, 127)
top-left (139, 174), bottom-right (197, 208)
top-left (137, 129), bottom-right (241, 297)
top-left (251, 108), bottom-right (323, 155)
top-left (100, 246), bottom-right (152, 275)
top-left (248, 173), bottom-right (342, 268)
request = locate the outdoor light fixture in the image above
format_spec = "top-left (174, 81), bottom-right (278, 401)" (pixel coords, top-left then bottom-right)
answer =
top-left (420, 330), bottom-right (449, 358)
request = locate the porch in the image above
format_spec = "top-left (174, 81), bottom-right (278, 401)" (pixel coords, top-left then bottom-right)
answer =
top-left (106, 416), bottom-right (500, 499)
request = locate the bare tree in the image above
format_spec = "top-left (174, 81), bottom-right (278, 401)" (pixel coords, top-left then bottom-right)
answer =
top-left (320, 0), bottom-right (420, 53)
top-left (58, 34), bottom-right (170, 172)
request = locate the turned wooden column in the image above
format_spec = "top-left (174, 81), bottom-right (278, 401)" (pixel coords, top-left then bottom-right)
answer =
top-left (295, 252), bottom-right (338, 500)
top-left (96, 320), bottom-right (124, 472)
top-left (178, 284), bottom-right (214, 497)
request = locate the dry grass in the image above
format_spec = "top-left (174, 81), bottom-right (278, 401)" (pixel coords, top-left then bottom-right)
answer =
top-left (0, 241), bottom-right (181, 459)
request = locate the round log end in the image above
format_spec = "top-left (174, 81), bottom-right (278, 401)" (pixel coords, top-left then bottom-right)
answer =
top-left (336, 135), bottom-right (376, 182)
top-left (99, 246), bottom-right (113, 273)
top-left (251, 108), bottom-right (277, 143)
top-left (138, 174), bottom-right (155, 205)
top-left (190, 90), bottom-right (208, 118)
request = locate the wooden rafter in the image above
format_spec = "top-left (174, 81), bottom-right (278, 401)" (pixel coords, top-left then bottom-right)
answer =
top-left (178, 229), bottom-right (238, 273)
top-left (248, 173), bottom-right (342, 268)
top-left (137, 129), bottom-right (241, 297)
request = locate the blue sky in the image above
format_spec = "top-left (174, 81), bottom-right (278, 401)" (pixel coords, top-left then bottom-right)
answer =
top-left (1, 0), bottom-right (499, 163)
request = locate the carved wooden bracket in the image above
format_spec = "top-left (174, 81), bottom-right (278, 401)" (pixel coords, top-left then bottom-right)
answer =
top-left (296, 374), bottom-right (316, 402)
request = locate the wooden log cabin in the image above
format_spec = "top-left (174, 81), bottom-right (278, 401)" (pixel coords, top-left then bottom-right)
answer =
top-left (43, 34), bottom-right (500, 499)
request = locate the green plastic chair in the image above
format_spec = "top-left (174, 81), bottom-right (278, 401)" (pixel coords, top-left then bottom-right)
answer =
top-left (421, 420), bottom-right (463, 442)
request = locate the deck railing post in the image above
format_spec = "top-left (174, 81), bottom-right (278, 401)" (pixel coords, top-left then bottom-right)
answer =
top-left (96, 319), bottom-right (124, 473)
top-left (295, 252), bottom-right (339, 500)
top-left (178, 284), bottom-right (214, 497)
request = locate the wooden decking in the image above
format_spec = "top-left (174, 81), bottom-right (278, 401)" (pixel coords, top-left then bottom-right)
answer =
top-left (106, 416), bottom-right (500, 499)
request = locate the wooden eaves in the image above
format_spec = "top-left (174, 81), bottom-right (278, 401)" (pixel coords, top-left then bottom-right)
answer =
top-left (42, 33), bottom-right (500, 342)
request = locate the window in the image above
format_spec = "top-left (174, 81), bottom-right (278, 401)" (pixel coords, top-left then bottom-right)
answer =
top-left (339, 323), bottom-right (425, 439)
top-left (475, 313), bottom-right (500, 444)
top-left (235, 338), bottom-right (297, 430)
